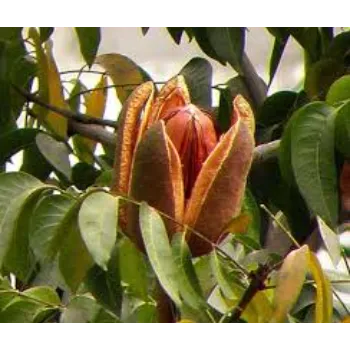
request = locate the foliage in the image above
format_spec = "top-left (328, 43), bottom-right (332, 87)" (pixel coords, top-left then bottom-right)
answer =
top-left (0, 27), bottom-right (349, 323)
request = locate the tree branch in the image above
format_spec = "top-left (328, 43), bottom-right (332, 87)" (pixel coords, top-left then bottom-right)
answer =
top-left (225, 264), bottom-right (270, 322)
top-left (12, 84), bottom-right (117, 128)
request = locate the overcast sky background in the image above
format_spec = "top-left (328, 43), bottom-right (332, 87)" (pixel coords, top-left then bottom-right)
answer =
top-left (51, 27), bottom-right (304, 108)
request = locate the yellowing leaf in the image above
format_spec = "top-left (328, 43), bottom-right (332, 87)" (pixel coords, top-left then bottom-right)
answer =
top-left (28, 28), bottom-right (49, 120)
top-left (342, 316), bottom-right (350, 323)
top-left (45, 41), bottom-right (68, 139)
top-left (223, 212), bottom-right (251, 235)
top-left (177, 319), bottom-right (195, 323)
top-left (248, 290), bottom-right (273, 323)
top-left (95, 53), bottom-right (150, 104)
top-left (270, 245), bottom-right (309, 322)
top-left (308, 250), bottom-right (333, 323)
top-left (73, 76), bottom-right (107, 163)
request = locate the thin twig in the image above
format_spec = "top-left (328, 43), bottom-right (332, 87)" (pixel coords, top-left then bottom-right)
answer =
top-left (12, 84), bottom-right (117, 128)
top-left (260, 204), bottom-right (300, 248)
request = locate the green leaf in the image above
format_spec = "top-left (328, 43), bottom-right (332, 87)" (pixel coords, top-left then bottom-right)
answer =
top-left (179, 57), bottom-right (212, 108)
top-left (210, 250), bottom-right (238, 300)
top-left (191, 28), bottom-right (226, 65)
top-left (326, 75), bottom-right (350, 104)
top-left (61, 294), bottom-right (119, 323)
top-left (207, 27), bottom-right (245, 73)
top-left (193, 255), bottom-right (217, 299)
top-left (0, 28), bottom-right (22, 42)
top-left (36, 133), bottom-right (72, 181)
top-left (23, 286), bottom-right (61, 306)
top-left (72, 162), bottom-right (101, 190)
top-left (258, 91), bottom-right (297, 127)
top-left (3, 189), bottom-right (44, 282)
top-left (33, 308), bottom-right (58, 323)
top-left (316, 216), bottom-right (341, 267)
top-left (75, 28), bottom-right (101, 67)
top-left (124, 299), bottom-right (157, 323)
top-left (241, 188), bottom-right (261, 246)
top-left (29, 194), bottom-right (76, 263)
top-left (139, 202), bottom-right (181, 306)
top-left (304, 58), bottom-right (345, 100)
top-left (40, 28), bottom-right (54, 43)
top-left (84, 246), bottom-right (122, 315)
top-left (171, 232), bottom-right (206, 311)
top-left (0, 298), bottom-right (43, 323)
top-left (279, 115), bottom-right (298, 187)
top-left (118, 237), bottom-right (149, 300)
top-left (167, 28), bottom-right (185, 44)
top-left (0, 290), bottom-right (17, 312)
top-left (59, 211), bottom-right (94, 293)
top-left (21, 142), bottom-right (53, 181)
top-left (0, 172), bottom-right (47, 268)
top-left (0, 41), bottom-right (14, 135)
top-left (334, 101), bottom-right (350, 158)
top-left (291, 102), bottom-right (338, 227)
top-left (217, 88), bottom-right (233, 133)
top-left (268, 33), bottom-right (289, 87)
top-left (94, 169), bottom-right (113, 187)
top-left (79, 192), bottom-right (118, 270)
top-left (0, 128), bottom-right (39, 166)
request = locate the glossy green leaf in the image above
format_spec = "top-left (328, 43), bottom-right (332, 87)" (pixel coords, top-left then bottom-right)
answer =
top-left (0, 172), bottom-right (48, 268)
top-left (122, 296), bottom-right (158, 325)
top-left (79, 192), bottom-right (118, 270)
top-left (33, 308), bottom-right (58, 323)
top-left (207, 27), bottom-right (245, 73)
top-left (0, 298), bottom-right (43, 323)
top-left (279, 115), bottom-right (298, 187)
top-left (23, 286), bottom-right (61, 307)
top-left (119, 237), bottom-right (149, 300)
top-left (85, 246), bottom-right (122, 315)
top-left (30, 194), bottom-right (76, 263)
top-left (291, 102), bottom-right (338, 227)
top-left (326, 75), bottom-right (350, 104)
top-left (36, 133), bottom-right (72, 181)
top-left (75, 28), bottom-right (101, 67)
top-left (316, 216), bottom-right (341, 267)
top-left (59, 213), bottom-right (94, 293)
top-left (0, 290), bottom-right (17, 312)
top-left (61, 294), bottom-right (119, 323)
top-left (171, 232), bottom-right (206, 311)
top-left (258, 91), bottom-right (297, 127)
top-left (334, 100), bottom-right (350, 158)
top-left (190, 28), bottom-right (226, 65)
top-left (179, 57), bottom-right (212, 108)
top-left (139, 202), bottom-right (181, 306)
